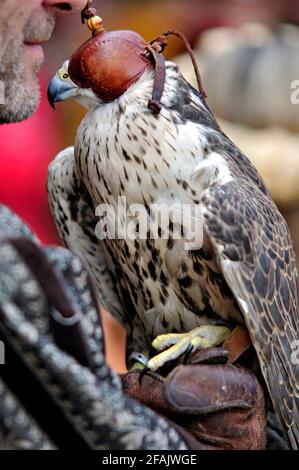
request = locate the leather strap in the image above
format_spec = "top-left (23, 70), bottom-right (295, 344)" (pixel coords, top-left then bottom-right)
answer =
top-left (146, 45), bottom-right (166, 115)
top-left (223, 325), bottom-right (252, 364)
top-left (146, 29), bottom-right (207, 115)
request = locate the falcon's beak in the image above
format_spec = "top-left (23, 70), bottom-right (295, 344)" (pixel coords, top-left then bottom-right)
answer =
top-left (47, 75), bottom-right (78, 109)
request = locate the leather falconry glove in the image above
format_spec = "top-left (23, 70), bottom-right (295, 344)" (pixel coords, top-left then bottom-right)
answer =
top-left (122, 331), bottom-right (268, 450)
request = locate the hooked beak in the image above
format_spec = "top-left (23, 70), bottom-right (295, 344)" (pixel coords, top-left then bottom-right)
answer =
top-left (47, 75), bottom-right (78, 109)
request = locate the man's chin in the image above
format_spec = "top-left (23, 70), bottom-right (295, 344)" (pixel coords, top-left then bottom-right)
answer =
top-left (23, 43), bottom-right (45, 75)
top-left (0, 78), bottom-right (40, 123)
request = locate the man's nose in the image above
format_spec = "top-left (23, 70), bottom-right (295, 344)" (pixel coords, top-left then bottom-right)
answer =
top-left (42, 0), bottom-right (88, 15)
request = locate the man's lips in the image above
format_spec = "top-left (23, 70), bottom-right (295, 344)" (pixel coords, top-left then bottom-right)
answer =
top-left (24, 39), bottom-right (48, 46)
top-left (24, 42), bottom-right (44, 47)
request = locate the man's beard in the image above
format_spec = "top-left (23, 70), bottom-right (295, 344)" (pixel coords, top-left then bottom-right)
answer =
top-left (0, 46), bottom-right (41, 123)
top-left (0, 13), bottom-right (55, 123)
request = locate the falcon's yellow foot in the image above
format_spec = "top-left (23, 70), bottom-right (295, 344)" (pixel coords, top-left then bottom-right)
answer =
top-left (147, 325), bottom-right (231, 372)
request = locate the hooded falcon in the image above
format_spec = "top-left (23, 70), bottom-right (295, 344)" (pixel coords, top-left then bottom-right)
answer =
top-left (47, 25), bottom-right (299, 448)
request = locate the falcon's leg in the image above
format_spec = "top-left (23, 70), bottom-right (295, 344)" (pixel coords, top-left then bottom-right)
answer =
top-left (147, 325), bottom-right (231, 371)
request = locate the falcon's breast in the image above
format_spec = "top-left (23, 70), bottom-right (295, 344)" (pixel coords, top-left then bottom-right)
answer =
top-left (73, 64), bottom-right (243, 350)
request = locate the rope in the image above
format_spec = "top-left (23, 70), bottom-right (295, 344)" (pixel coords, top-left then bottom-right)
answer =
top-left (81, 0), bottom-right (97, 24)
top-left (150, 29), bottom-right (207, 98)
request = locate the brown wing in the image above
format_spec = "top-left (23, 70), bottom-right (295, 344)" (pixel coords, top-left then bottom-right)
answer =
top-left (202, 177), bottom-right (299, 449)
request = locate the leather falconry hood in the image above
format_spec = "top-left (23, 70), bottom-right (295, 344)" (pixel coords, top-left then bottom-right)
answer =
top-left (68, 1), bottom-right (206, 114)
top-left (68, 30), bottom-right (153, 102)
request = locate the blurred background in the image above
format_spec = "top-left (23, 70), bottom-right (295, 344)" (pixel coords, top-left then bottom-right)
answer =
top-left (1, 0), bottom-right (299, 372)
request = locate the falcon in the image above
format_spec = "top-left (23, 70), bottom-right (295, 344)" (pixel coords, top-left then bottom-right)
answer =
top-left (47, 28), bottom-right (299, 448)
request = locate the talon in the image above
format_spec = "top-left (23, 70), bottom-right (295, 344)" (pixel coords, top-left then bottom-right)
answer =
top-left (147, 325), bottom-right (231, 371)
top-left (149, 345), bottom-right (158, 358)
top-left (183, 343), bottom-right (193, 364)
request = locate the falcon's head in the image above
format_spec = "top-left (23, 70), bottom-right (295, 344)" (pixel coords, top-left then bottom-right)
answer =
top-left (48, 30), bottom-right (154, 111)
top-left (47, 60), bottom-right (100, 110)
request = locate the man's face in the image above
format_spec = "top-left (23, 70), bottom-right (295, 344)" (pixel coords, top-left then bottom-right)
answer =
top-left (0, 0), bottom-right (86, 123)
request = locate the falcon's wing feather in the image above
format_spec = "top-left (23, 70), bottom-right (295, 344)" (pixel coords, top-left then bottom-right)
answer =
top-left (175, 80), bottom-right (299, 447)
top-left (47, 147), bottom-right (125, 325)
top-left (202, 173), bottom-right (299, 449)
